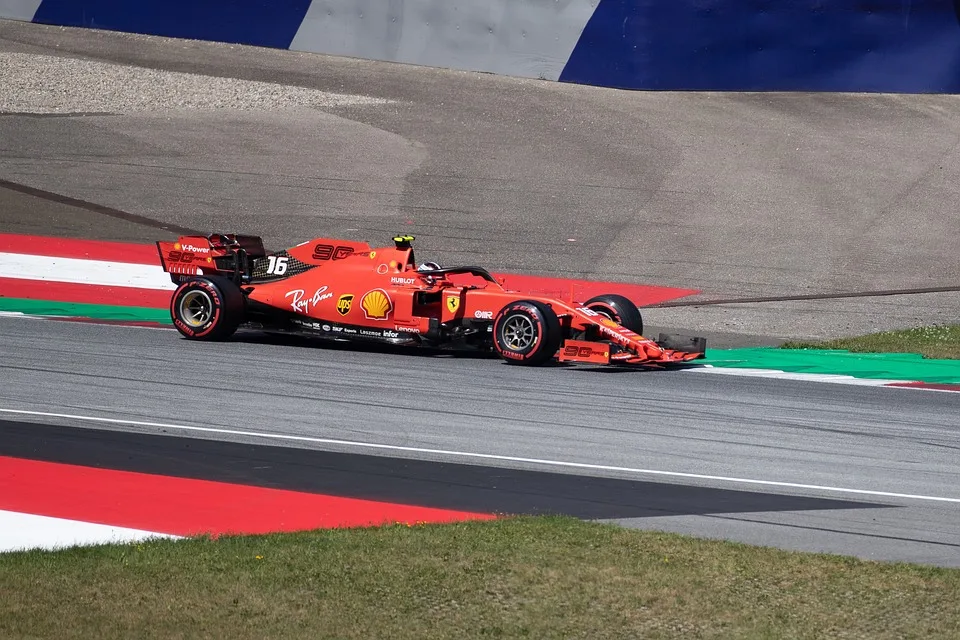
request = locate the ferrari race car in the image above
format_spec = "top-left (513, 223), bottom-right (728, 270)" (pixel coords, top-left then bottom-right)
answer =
top-left (157, 233), bottom-right (706, 367)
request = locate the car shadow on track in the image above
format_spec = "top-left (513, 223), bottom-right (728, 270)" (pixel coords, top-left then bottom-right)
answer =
top-left (217, 330), bottom-right (705, 374)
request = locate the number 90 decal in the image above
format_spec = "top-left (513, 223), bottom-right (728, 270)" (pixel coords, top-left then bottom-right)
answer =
top-left (167, 251), bottom-right (196, 263)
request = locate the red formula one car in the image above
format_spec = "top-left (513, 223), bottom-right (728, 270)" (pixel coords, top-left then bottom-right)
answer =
top-left (156, 233), bottom-right (706, 367)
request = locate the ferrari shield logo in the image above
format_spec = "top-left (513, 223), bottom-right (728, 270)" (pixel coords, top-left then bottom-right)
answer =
top-left (446, 296), bottom-right (460, 313)
top-left (336, 294), bottom-right (354, 316)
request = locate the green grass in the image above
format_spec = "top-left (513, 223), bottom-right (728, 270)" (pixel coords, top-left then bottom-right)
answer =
top-left (782, 324), bottom-right (960, 360)
top-left (2, 516), bottom-right (959, 639)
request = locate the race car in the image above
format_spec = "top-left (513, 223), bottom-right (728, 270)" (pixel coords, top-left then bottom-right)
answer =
top-left (156, 233), bottom-right (706, 367)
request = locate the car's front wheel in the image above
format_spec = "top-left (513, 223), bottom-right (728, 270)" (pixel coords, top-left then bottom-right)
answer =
top-left (584, 293), bottom-right (644, 335)
top-left (492, 300), bottom-right (561, 366)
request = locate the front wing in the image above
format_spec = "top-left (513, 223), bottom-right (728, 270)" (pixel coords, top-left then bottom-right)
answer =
top-left (557, 306), bottom-right (706, 366)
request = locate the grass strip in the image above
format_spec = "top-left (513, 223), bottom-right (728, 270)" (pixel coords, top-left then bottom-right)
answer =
top-left (0, 297), bottom-right (170, 324)
top-left (1, 516), bottom-right (958, 639)
top-left (782, 324), bottom-right (960, 360)
top-left (704, 347), bottom-right (960, 384)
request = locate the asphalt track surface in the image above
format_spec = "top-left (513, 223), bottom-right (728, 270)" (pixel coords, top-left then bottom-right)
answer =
top-left (1, 20), bottom-right (958, 567)
top-left (1, 19), bottom-right (959, 341)
top-left (2, 317), bottom-right (958, 567)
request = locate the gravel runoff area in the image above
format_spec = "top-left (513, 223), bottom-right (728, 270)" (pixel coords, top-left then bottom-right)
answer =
top-left (0, 52), bottom-right (391, 112)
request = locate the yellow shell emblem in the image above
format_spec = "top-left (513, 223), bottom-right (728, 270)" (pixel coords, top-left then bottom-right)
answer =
top-left (446, 296), bottom-right (460, 313)
top-left (360, 289), bottom-right (393, 320)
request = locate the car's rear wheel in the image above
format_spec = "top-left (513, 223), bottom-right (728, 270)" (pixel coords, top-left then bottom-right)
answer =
top-left (492, 300), bottom-right (561, 366)
top-left (170, 276), bottom-right (245, 340)
top-left (584, 293), bottom-right (644, 335)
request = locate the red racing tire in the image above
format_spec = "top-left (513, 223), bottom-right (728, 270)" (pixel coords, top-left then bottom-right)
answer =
top-left (584, 293), bottom-right (644, 335)
top-left (492, 300), bottom-right (562, 366)
top-left (170, 276), bottom-right (245, 340)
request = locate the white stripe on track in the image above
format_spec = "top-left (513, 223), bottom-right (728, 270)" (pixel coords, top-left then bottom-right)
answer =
top-left (687, 365), bottom-right (960, 393)
top-left (0, 252), bottom-right (176, 290)
top-left (1, 407), bottom-right (958, 505)
top-left (685, 365), bottom-right (906, 386)
top-left (0, 509), bottom-right (178, 553)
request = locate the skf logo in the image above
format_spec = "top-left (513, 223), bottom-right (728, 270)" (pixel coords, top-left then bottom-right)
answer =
top-left (336, 294), bottom-right (354, 316)
top-left (360, 289), bottom-right (393, 320)
top-left (446, 296), bottom-right (460, 313)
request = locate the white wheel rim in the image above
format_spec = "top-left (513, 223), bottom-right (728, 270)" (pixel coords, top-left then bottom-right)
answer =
top-left (179, 290), bottom-right (213, 327)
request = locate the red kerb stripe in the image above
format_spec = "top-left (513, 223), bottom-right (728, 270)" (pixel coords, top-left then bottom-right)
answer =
top-left (0, 234), bottom-right (159, 264)
top-left (451, 272), bottom-right (697, 307)
top-left (0, 456), bottom-right (495, 536)
top-left (0, 277), bottom-right (171, 307)
top-left (0, 234), bottom-right (699, 308)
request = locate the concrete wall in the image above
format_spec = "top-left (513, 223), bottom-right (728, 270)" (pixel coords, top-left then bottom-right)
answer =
top-left (290, 0), bottom-right (596, 81)
top-left (5, 0), bottom-right (960, 92)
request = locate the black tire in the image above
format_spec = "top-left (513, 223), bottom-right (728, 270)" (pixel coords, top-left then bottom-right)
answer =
top-left (492, 300), bottom-right (562, 366)
top-left (170, 275), bottom-right (245, 340)
top-left (584, 293), bottom-right (643, 335)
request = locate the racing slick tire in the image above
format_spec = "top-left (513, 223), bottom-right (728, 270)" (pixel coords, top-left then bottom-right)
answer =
top-left (492, 300), bottom-right (562, 366)
top-left (170, 275), bottom-right (245, 340)
top-left (584, 294), bottom-right (643, 335)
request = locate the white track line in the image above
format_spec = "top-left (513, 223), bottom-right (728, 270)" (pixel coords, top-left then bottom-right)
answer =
top-left (686, 365), bottom-right (905, 386)
top-left (2, 408), bottom-right (958, 505)
top-left (687, 365), bottom-right (960, 393)
top-left (0, 252), bottom-right (176, 289)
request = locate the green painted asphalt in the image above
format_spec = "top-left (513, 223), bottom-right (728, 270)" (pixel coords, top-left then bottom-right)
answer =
top-left (703, 347), bottom-right (960, 385)
top-left (0, 298), bottom-right (169, 324)
top-left (2, 298), bottom-right (958, 384)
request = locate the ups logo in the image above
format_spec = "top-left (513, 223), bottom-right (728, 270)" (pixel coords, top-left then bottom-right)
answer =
top-left (336, 294), bottom-right (354, 316)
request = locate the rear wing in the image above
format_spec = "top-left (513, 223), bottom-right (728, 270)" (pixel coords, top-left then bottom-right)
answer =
top-left (157, 233), bottom-right (267, 283)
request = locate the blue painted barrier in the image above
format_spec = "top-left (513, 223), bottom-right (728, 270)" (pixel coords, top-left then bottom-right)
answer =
top-left (561, 0), bottom-right (960, 92)
top-left (32, 0), bottom-right (312, 49)
top-left (4, 0), bottom-right (959, 93)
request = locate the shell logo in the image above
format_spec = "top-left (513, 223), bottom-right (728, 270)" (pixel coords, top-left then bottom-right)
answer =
top-left (600, 318), bottom-right (619, 328)
top-left (360, 288), bottom-right (393, 320)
